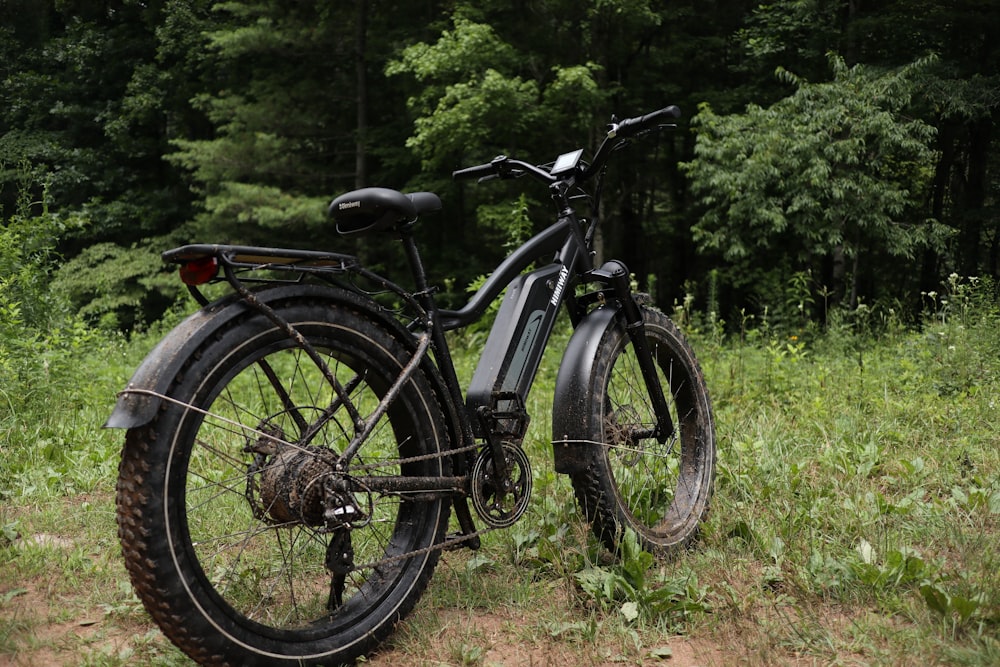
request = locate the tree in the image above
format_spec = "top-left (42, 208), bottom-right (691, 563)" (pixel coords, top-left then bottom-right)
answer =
top-left (0, 1), bottom-right (211, 244)
top-left (167, 1), bottom-right (356, 245)
top-left (385, 9), bottom-right (609, 295)
top-left (683, 56), bottom-right (946, 315)
top-left (0, 0), bottom-right (223, 328)
top-left (165, 1), bottom-right (456, 269)
top-left (5, 0), bottom-right (991, 331)
top-left (737, 0), bottom-right (1000, 296)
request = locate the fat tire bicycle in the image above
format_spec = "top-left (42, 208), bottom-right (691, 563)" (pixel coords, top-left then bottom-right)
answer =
top-left (107, 105), bottom-right (715, 666)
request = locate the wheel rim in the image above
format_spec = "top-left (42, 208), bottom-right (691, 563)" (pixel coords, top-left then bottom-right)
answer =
top-left (603, 332), bottom-right (706, 541)
top-left (166, 326), bottom-right (443, 641)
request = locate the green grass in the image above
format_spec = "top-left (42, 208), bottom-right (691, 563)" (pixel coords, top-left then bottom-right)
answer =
top-left (1, 282), bottom-right (999, 665)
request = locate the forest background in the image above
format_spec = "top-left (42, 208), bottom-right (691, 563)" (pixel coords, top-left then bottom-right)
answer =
top-left (1, 1), bottom-right (999, 665)
top-left (1, 0), bottom-right (997, 333)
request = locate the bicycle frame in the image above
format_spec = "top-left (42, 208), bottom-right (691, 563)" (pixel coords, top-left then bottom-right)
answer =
top-left (440, 215), bottom-right (583, 423)
top-left (386, 175), bottom-right (673, 497)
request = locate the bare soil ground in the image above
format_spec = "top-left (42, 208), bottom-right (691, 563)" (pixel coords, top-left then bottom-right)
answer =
top-left (363, 607), bottom-right (730, 667)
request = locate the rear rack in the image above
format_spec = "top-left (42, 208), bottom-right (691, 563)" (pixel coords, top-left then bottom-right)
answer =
top-left (163, 244), bottom-right (359, 274)
top-left (163, 244), bottom-right (429, 328)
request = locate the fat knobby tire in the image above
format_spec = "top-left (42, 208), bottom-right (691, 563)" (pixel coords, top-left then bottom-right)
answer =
top-left (570, 307), bottom-right (715, 556)
top-left (116, 297), bottom-right (450, 666)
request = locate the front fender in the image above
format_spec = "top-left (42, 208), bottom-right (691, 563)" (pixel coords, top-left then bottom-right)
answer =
top-left (551, 304), bottom-right (621, 475)
top-left (105, 284), bottom-right (414, 430)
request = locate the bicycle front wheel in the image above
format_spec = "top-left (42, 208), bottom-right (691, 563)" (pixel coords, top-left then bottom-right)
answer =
top-left (116, 297), bottom-right (450, 666)
top-left (570, 307), bottom-right (715, 555)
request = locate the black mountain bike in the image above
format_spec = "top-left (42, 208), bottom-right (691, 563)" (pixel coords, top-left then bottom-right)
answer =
top-left (107, 105), bottom-right (715, 666)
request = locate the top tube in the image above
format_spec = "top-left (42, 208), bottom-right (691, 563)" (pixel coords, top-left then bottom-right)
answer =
top-left (437, 216), bottom-right (572, 330)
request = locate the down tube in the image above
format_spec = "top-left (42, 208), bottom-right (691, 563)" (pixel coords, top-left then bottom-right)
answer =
top-left (465, 261), bottom-right (568, 433)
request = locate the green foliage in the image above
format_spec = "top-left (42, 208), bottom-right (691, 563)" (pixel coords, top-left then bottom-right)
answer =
top-left (914, 274), bottom-right (1000, 396)
top-left (387, 13), bottom-right (607, 172)
top-left (386, 15), bottom-right (521, 92)
top-left (574, 531), bottom-right (708, 626)
top-left (385, 9), bottom-right (609, 296)
top-left (0, 172), bottom-right (110, 502)
top-left (165, 0), bottom-right (415, 249)
top-left (685, 56), bottom-right (943, 263)
top-left (0, 2), bottom-right (203, 239)
top-left (0, 173), bottom-right (97, 406)
top-left (921, 582), bottom-right (985, 638)
top-left (2, 0), bottom-right (998, 333)
top-left (736, 0), bottom-right (844, 92)
top-left (0, 176), bottom-right (67, 331)
top-left (681, 55), bottom-right (959, 314)
top-left (693, 271), bottom-right (1000, 660)
top-left (3, 269), bottom-right (1000, 663)
top-left (408, 69), bottom-right (543, 169)
top-left (51, 241), bottom-right (183, 330)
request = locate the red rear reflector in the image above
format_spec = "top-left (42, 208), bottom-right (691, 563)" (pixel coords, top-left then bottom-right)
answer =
top-left (180, 256), bottom-right (219, 285)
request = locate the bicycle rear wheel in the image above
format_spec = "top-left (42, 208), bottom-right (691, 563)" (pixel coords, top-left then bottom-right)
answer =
top-left (569, 307), bottom-right (715, 555)
top-left (116, 297), bottom-right (450, 665)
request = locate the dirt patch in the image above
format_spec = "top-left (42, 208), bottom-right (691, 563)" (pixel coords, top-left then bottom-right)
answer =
top-left (362, 608), bottom-right (729, 667)
top-left (0, 515), bottom-right (174, 667)
top-left (1, 580), bottom-right (730, 666)
top-left (0, 581), bottom-right (142, 667)
top-left (0, 560), bottom-right (735, 667)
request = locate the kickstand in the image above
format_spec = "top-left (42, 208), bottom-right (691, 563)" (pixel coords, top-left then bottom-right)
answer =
top-left (325, 529), bottom-right (354, 610)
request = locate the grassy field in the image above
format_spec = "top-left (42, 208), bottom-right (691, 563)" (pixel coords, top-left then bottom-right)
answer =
top-left (1, 279), bottom-right (998, 666)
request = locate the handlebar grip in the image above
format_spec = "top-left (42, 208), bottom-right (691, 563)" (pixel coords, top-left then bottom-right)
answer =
top-left (616, 105), bottom-right (682, 138)
top-left (452, 163), bottom-right (496, 181)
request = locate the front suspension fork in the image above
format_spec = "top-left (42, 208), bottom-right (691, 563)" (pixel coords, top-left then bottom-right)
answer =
top-left (586, 260), bottom-right (674, 443)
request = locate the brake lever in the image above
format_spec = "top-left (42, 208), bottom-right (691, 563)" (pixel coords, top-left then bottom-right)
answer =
top-left (482, 168), bottom-right (527, 182)
top-left (633, 124), bottom-right (677, 139)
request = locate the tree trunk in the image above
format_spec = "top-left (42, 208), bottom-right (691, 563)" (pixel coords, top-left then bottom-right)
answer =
top-left (957, 118), bottom-right (992, 276)
top-left (354, 0), bottom-right (368, 189)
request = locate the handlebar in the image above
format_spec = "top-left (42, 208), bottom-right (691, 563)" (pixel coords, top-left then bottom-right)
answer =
top-left (611, 105), bottom-right (681, 139)
top-left (452, 105), bottom-right (681, 185)
top-left (453, 154), bottom-right (555, 185)
top-left (451, 162), bottom-right (497, 182)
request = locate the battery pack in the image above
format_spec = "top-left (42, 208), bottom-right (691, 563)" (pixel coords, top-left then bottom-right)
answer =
top-left (466, 263), bottom-right (565, 436)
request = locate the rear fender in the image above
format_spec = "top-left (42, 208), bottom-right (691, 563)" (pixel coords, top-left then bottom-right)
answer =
top-left (105, 284), bottom-right (449, 432)
top-left (551, 304), bottom-right (622, 475)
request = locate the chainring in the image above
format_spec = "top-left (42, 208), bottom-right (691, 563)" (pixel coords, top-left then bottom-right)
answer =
top-left (470, 442), bottom-right (532, 528)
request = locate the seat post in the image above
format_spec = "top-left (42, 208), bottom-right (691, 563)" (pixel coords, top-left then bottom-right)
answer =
top-left (397, 224), bottom-right (481, 492)
top-left (397, 224), bottom-right (431, 295)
